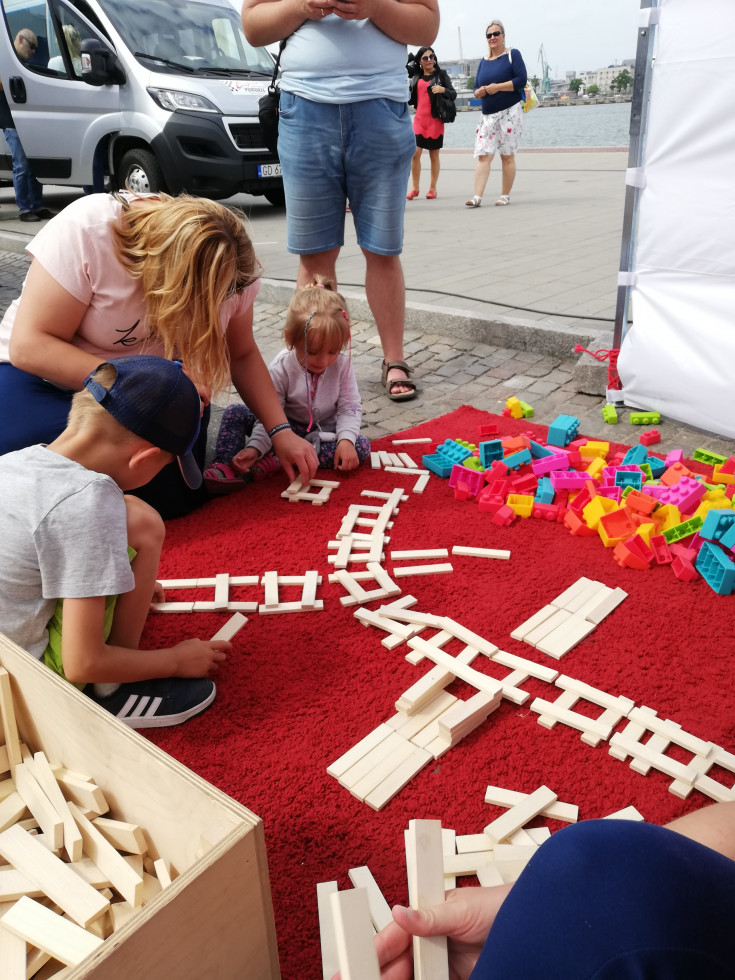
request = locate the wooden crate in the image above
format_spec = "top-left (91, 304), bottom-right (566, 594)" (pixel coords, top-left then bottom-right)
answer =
top-left (0, 633), bottom-right (281, 979)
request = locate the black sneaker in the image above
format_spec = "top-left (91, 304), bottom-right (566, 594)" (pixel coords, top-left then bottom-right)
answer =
top-left (34, 208), bottom-right (57, 220)
top-left (19, 211), bottom-right (41, 222)
top-left (88, 677), bottom-right (216, 729)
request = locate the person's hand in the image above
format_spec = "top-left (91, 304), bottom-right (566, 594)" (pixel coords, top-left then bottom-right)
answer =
top-left (334, 439), bottom-right (359, 472)
top-left (431, 84), bottom-right (445, 94)
top-left (271, 428), bottom-right (318, 484)
top-left (329, 0), bottom-right (377, 21)
top-left (486, 83), bottom-right (498, 96)
top-left (304, 0), bottom-right (335, 19)
top-left (171, 639), bottom-right (230, 677)
top-left (150, 581), bottom-right (165, 611)
top-left (362, 886), bottom-right (512, 980)
top-left (231, 446), bottom-right (260, 475)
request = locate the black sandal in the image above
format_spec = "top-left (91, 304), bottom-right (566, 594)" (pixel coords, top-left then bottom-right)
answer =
top-left (381, 360), bottom-right (417, 401)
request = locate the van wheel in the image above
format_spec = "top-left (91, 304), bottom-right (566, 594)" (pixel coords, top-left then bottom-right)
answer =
top-left (117, 149), bottom-right (166, 194)
top-left (264, 188), bottom-right (285, 207)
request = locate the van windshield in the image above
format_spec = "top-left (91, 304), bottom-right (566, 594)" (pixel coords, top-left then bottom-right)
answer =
top-left (102, 0), bottom-right (274, 75)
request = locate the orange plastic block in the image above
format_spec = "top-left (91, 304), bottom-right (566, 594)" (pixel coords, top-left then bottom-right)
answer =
top-left (501, 435), bottom-right (530, 453)
top-left (582, 495), bottom-right (619, 531)
top-left (613, 535), bottom-right (654, 570)
top-left (625, 489), bottom-right (659, 517)
top-left (598, 508), bottom-right (639, 548)
top-left (506, 493), bottom-right (534, 517)
top-left (563, 510), bottom-right (597, 536)
top-left (660, 462), bottom-right (695, 486)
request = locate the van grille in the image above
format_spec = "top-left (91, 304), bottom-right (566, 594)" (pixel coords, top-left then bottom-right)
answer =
top-left (228, 123), bottom-right (267, 151)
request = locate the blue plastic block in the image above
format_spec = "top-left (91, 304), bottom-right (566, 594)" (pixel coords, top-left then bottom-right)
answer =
top-left (614, 471), bottom-right (643, 491)
top-left (436, 439), bottom-right (473, 465)
top-left (535, 477), bottom-right (555, 504)
top-left (503, 448), bottom-right (532, 471)
top-left (529, 440), bottom-right (555, 459)
top-left (700, 509), bottom-right (735, 542)
top-left (622, 445), bottom-right (648, 466)
top-left (695, 540), bottom-right (735, 595)
top-left (479, 440), bottom-right (504, 468)
top-left (547, 414), bottom-right (581, 448)
top-left (422, 453), bottom-right (454, 478)
top-left (646, 455), bottom-right (666, 478)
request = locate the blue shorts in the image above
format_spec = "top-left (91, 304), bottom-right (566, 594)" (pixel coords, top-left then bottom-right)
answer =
top-left (277, 94), bottom-right (415, 256)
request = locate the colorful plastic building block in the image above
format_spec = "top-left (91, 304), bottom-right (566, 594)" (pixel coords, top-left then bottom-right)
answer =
top-left (695, 541), bottom-right (735, 595)
top-left (519, 400), bottom-right (534, 419)
top-left (649, 534), bottom-right (673, 565)
top-left (449, 463), bottom-right (484, 499)
top-left (503, 448), bottom-right (532, 471)
top-left (629, 411), bottom-right (661, 425)
top-left (601, 404), bottom-right (618, 424)
top-left (491, 504), bottom-right (516, 527)
top-left (535, 477), bottom-right (555, 504)
top-left (479, 440), bottom-right (504, 468)
top-left (621, 445), bottom-right (648, 466)
top-left (671, 555), bottom-right (698, 582)
top-left (613, 534), bottom-right (654, 570)
top-left (546, 414), bottom-right (581, 447)
top-left (639, 429), bottom-right (661, 446)
top-left (478, 423), bottom-right (499, 437)
top-left (505, 396), bottom-right (524, 419)
top-left (615, 471), bottom-right (643, 492)
top-left (692, 448), bottom-right (727, 467)
top-left (700, 509), bottom-right (735, 542)
top-left (661, 516), bottom-right (703, 544)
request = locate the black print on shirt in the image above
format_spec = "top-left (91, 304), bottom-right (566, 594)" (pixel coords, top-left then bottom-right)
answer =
top-left (113, 321), bottom-right (141, 347)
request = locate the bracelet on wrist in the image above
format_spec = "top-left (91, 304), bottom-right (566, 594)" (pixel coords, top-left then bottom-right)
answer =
top-left (268, 422), bottom-right (292, 439)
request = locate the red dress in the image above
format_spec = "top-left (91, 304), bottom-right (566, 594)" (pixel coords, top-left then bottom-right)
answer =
top-left (413, 76), bottom-right (444, 142)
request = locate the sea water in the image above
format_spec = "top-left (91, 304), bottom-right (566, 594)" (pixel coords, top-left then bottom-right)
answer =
top-left (443, 101), bottom-right (632, 150)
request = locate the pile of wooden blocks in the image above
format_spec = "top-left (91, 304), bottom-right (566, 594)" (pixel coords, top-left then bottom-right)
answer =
top-left (0, 668), bottom-right (185, 976)
top-left (153, 571), bottom-right (323, 616)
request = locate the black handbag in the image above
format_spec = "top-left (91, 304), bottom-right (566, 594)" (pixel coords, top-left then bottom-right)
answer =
top-left (258, 38), bottom-right (287, 157)
top-left (435, 91), bottom-right (457, 124)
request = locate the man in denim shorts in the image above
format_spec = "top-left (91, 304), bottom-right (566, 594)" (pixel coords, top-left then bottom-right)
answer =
top-left (242, 0), bottom-right (439, 400)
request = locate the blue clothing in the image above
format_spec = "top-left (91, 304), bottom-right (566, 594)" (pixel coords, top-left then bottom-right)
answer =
top-left (280, 17), bottom-right (408, 103)
top-left (470, 819), bottom-right (735, 979)
top-left (3, 126), bottom-right (43, 214)
top-left (475, 50), bottom-right (526, 115)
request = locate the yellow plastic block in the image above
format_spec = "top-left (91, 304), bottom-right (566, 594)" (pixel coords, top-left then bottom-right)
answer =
top-left (585, 457), bottom-right (607, 480)
top-left (692, 497), bottom-right (733, 522)
top-left (505, 396), bottom-right (523, 419)
top-left (633, 522), bottom-right (657, 544)
top-left (651, 503), bottom-right (681, 532)
top-left (582, 496), bottom-right (619, 530)
top-left (506, 493), bottom-right (534, 517)
top-left (579, 441), bottom-right (609, 459)
top-left (712, 465), bottom-right (735, 485)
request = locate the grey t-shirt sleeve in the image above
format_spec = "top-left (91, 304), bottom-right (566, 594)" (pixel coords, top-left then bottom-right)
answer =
top-left (35, 480), bottom-right (135, 599)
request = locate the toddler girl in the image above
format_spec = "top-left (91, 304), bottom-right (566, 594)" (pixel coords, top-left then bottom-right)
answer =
top-left (204, 277), bottom-right (370, 491)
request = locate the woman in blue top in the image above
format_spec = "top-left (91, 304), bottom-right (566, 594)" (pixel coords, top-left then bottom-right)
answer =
top-left (466, 21), bottom-right (527, 208)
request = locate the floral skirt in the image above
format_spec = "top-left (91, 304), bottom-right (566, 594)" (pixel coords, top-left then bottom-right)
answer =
top-left (474, 102), bottom-right (524, 157)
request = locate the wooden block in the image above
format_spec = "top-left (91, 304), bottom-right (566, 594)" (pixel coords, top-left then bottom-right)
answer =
top-left (384, 467), bottom-right (428, 476)
top-left (0, 777), bottom-right (16, 801)
top-left (531, 696), bottom-right (611, 741)
top-left (407, 640), bottom-right (504, 701)
top-left (0, 866), bottom-right (44, 901)
top-left (330, 888), bottom-right (380, 980)
top-left (67, 803), bottom-right (144, 908)
top-left (261, 571), bottom-right (279, 609)
top-left (153, 857), bottom-right (173, 889)
top-left (405, 820), bottom-right (448, 980)
top-left (572, 583), bottom-right (614, 621)
top-left (370, 452), bottom-right (381, 469)
top-left (327, 725), bottom-right (393, 780)
top-left (608, 733), bottom-right (699, 783)
top-left (390, 550), bottom-right (449, 561)
top-left (491, 649), bottom-right (559, 683)
top-left (361, 490), bottom-right (408, 501)
top-left (563, 580), bottom-right (608, 615)
top-left (393, 563), bottom-right (453, 578)
top-left (377, 606), bottom-right (444, 630)
top-left (439, 618), bottom-right (499, 659)
top-left (392, 437), bottom-right (432, 445)
top-left (535, 616), bottom-right (596, 659)
top-left (92, 817), bottom-right (147, 855)
top-left (387, 692), bottom-right (458, 740)
top-left (523, 608), bottom-right (573, 647)
top-left (347, 867), bottom-right (393, 932)
top-left (0, 669), bottom-right (23, 771)
top-left (0, 922), bottom-right (26, 979)
top-left (549, 577), bottom-right (595, 610)
top-left (484, 786), bottom-right (578, 823)
top-left (413, 473), bottom-right (430, 494)
top-left (510, 605), bottom-right (559, 642)
top-left (455, 833), bottom-right (493, 854)
top-left (210, 612), bottom-right (247, 643)
top-left (443, 851), bottom-right (496, 877)
top-left (26, 753), bottom-right (83, 863)
top-left (0, 895), bottom-right (103, 966)
top-left (364, 746), bottom-right (432, 811)
top-left (583, 586), bottom-right (627, 624)
top-left (316, 881), bottom-right (339, 980)
top-left (603, 805), bottom-right (645, 821)
top-left (476, 863), bottom-right (505, 887)
top-left (441, 828), bottom-right (456, 891)
top-left (300, 571), bottom-right (320, 610)
top-left (524, 826), bottom-right (552, 845)
top-left (157, 578), bottom-right (200, 588)
top-left (483, 786), bottom-right (558, 843)
top-left (0, 792), bottom-right (26, 834)
top-left (258, 600), bottom-right (324, 614)
top-left (213, 573), bottom-right (229, 611)
top-left (451, 546), bottom-right (511, 560)
top-left (339, 732), bottom-right (409, 792)
top-left (436, 691), bottom-right (501, 744)
top-left (227, 602), bottom-right (258, 613)
top-left (52, 772), bottom-right (108, 816)
top-left (398, 453), bottom-right (418, 468)
top-left (150, 602), bottom-right (196, 613)
top-left (365, 562), bottom-right (401, 598)
top-left (0, 824), bottom-right (109, 928)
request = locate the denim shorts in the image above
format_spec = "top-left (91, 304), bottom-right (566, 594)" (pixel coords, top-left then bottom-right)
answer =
top-left (277, 93), bottom-right (415, 256)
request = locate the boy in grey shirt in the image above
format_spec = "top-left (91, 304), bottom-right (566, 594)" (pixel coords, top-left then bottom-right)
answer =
top-left (0, 355), bottom-right (230, 727)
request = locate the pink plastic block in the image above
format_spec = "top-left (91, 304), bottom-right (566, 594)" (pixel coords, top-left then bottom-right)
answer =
top-left (532, 502), bottom-right (561, 521)
top-left (597, 485), bottom-right (623, 503)
top-left (687, 533), bottom-right (706, 554)
top-left (477, 493), bottom-right (505, 515)
top-left (531, 452), bottom-right (569, 476)
top-left (484, 460), bottom-right (510, 481)
top-left (664, 449), bottom-right (684, 467)
top-left (613, 536), bottom-right (653, 570)
top-left (720, 456), bottom-right (735, 475)
top-left (491, 504), bottom-right (516, 526)
top-left (449, 463), bottom-right (484, 499)
top-left (669, 543), bottom-right (699, 564)
top-left (478, 424), bottom-right (499, 437)
top-left (512, 474), bottom-right (538, 495)
top-left (672, 555), bottom-right (698, 583)
top-left (649, 534), bottom-right (673, 565)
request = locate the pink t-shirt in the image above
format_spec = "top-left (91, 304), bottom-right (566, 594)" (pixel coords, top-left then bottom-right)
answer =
top-left (0, 194), bottom-right (260, 363)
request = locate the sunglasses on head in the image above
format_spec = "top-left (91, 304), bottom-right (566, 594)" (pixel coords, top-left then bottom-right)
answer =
top-left (486, 30), bottom-right (503, 38)
top-left (421, 54), bottom-right (435, 61)
top-left (20, 34), bottom-right (37, 49)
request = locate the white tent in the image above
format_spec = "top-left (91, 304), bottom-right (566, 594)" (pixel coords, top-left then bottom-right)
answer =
top-left (617, 0), bottom-right (735, 438)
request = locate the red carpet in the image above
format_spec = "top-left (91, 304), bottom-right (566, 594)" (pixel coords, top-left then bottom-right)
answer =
top-left (143, 406), bottom-right (734, 979)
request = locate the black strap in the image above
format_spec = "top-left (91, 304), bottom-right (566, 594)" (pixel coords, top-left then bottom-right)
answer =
top-left (268, 37), bottom-right (287, 94)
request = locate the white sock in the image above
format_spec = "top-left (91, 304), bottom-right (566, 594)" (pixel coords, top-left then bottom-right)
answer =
top-left (93, 682), bottom-right (120, 697)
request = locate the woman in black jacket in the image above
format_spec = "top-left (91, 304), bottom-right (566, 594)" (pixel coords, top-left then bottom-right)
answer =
top-left (406, 47), bottom-right (456, 200)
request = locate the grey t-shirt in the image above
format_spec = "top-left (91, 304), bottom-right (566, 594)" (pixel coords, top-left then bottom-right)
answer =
top-left (0, 445), bottom-right (134, 659)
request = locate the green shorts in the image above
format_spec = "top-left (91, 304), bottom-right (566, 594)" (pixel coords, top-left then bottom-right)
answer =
top-left (43, 546), bottom-right (136, 689)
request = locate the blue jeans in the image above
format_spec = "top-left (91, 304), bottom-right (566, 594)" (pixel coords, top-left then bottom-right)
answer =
top-left (277, 94), bottom-right (415, 256)
top-left (3, 127), bottom-right (43, 214)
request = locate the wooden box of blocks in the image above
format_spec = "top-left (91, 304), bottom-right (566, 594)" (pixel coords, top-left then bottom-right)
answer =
top-left (0, 633), bottom-right (280, 980)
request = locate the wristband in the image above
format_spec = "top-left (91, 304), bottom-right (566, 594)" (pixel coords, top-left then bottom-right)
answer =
top-left (268, 422), bottom-right (292, 439)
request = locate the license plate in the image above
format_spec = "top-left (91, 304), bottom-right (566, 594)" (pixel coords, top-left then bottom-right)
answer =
top-left (258, 163), bottom-right (282, 177)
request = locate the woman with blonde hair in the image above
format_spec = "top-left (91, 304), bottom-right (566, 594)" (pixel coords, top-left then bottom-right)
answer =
top-left (0, 191), bottom-right (317, 517)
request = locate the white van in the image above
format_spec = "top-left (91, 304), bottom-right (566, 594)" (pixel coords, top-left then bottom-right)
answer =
top-left (0, 0), bottom-right (284, 204)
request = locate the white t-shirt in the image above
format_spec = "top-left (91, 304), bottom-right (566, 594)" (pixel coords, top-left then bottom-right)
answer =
top-left (0, 194), bottom-right (260, 364)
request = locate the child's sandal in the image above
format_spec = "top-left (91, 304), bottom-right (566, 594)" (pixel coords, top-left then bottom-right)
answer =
top-left (203, 462), bottom-right (248, 495)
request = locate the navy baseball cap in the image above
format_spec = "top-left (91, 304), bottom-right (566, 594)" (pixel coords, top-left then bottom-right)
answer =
top-left (83, 355), bottom-right (203, 489)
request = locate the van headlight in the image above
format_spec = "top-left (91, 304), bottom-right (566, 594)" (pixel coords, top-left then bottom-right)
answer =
top-left (148, 89), bottom-right (220, 113)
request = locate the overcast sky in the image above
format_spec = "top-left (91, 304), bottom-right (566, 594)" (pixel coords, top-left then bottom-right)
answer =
top-left (432, 0), bottom-right (642, 77)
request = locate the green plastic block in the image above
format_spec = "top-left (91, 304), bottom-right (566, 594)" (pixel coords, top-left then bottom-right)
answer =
top-left (462, 457), bottom-right (484, 472)
top-left (662, 516), bottom-right (704, 544)
top-left (629, 411), bottom-right (661, 425)
top-left (692, 449), bottom-right (728, 466)
top-left (639, 463), bottom-right (653, 482)
top-left (601, 405), bottom-right (618, 424)
top-left (519, 401), bottom-right (534, 418)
